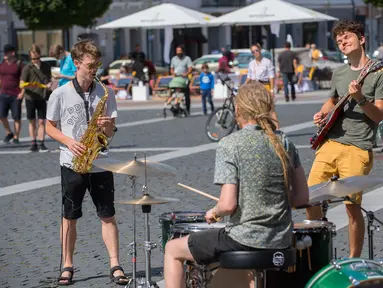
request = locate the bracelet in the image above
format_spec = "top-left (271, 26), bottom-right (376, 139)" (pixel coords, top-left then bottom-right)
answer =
top-left (357, 97), bottom-right (368, 107)
top-left (212, 206), bottom-right (223, 222)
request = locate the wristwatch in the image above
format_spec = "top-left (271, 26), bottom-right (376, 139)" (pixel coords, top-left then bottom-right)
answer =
top-left (357, 97), bottom-right (368, 107)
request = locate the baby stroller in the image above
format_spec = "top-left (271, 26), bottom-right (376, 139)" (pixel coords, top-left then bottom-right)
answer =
top-left (163, 76), bottom-right (188, 118)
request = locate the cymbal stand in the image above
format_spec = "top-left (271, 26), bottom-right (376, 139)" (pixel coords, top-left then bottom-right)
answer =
top-left (141, 153), bottom-right (158, 288)
top-left (126, 155), bottom-right (138, 288)
top-left (141, 203), bottom-right (158, 288)
top-left (321, 198), bottom-right (344, 222)
top-left (344, 196), bottom-right (383, 260)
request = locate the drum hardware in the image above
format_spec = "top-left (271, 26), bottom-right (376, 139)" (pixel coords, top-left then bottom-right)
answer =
top-left (334, 247), bottom-right (337, 261)
top-left (94, 154), bottom-right (177, 288)
top-left (320, 198), bottom-right (344, 222)
top-left (342, 196), bottom-right (383, 260)
top-left (127, 173), bottom-right (138, 288)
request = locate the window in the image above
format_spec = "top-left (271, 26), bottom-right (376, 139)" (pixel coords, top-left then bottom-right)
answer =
top-left (16, 30), bottom-right (63, 56)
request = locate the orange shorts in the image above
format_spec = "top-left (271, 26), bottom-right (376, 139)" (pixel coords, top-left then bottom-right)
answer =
top-left (307, 140), bottom-right (373, 204)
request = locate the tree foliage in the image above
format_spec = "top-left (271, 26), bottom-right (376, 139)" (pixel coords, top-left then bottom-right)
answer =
top-left (364, 0), bottom-right (383, 6)
top-left (8, 0), bottom-right (113, 29)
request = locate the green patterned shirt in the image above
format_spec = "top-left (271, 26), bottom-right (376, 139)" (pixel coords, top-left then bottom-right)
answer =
top-left (214, 125), bottom-right (301, 249)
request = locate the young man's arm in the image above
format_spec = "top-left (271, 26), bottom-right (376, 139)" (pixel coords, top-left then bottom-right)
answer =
top-left (46, 120), bottom-right (85, 157)
top-left (348, 74), bottom-right (383, 124)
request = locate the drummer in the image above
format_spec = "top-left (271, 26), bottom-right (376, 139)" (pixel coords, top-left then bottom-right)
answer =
top-left (164, 82), bottom-right (309, 287)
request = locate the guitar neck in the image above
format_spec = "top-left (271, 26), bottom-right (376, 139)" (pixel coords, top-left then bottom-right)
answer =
top-left (330, 59), bottom-right (373, 112)
top-left (332, 93), bottom-right (351, 111)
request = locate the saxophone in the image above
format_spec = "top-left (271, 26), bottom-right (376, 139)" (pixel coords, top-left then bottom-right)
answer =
top-left (72, 77), bottom-right (110, 174)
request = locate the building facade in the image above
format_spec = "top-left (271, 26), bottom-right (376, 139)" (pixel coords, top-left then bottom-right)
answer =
top-left (0, 0), bottom-right (380, 64)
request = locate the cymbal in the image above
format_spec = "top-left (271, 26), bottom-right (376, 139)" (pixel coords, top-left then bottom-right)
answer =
top-left (92, 158), bottom-right (176, 177)
top-left (115, 194), bottom-right (180, 205)
top-left (309, 175), bottom-right (383, 203)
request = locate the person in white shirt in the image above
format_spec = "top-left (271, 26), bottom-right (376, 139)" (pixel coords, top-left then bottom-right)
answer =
top-left (245, 44), bottom-right (279, 127)
top-left (245, 44), bottom-right (275, 97)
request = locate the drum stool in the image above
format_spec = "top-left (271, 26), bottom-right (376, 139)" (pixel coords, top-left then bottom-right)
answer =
top-left (219, 248), bottom-right (296, 288)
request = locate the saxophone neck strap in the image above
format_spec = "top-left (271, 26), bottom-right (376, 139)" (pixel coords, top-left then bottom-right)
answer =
top-left (72, 77), bottom-right (96, 123)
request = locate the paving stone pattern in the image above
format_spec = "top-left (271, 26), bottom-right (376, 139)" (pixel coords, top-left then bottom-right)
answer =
top-left (2, 100), bottom-right (383, 287)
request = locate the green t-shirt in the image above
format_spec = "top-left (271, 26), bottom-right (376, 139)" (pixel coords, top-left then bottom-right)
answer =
top-left (327, 63), bottom-right (383, 151)
top-left (214, 125), bottom-right (301, 249)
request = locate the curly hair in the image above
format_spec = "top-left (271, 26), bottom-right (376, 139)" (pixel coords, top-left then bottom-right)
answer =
top-left (332, 20), bottom-right (364, 41)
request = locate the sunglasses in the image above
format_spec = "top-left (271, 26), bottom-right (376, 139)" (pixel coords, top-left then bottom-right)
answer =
top-left (79, 60), bottom-right (103, 70)
top-left (252, 49), bottom-right (260, 53)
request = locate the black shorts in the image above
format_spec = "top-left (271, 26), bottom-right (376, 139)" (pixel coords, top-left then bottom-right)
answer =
top-left (26, 99), bottom-right (47, 120)
top-left (0, 94), bottom-right (22, 120)
top-left (188, 228), bottom-right (259, 266)
top-left (61, 166), bottom-right (116, 220)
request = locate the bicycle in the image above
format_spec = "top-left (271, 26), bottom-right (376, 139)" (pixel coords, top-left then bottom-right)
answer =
top-left (205, 75), bottom-right (238, 142)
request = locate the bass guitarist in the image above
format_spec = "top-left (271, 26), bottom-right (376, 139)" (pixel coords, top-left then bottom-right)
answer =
top-left (306, 20), bottom-right (383, 258)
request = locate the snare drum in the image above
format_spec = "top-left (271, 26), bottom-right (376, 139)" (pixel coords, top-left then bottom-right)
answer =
top-left (171, 222), bottom-right (225, 239)
top-left (159, 211), bottom-right (206, 250)
top-left (306, 258), bottom-right (383, 288)
top-left (170, 222), bottom-right (252, 288)
top-left (266, 220), bottom-right (336, 288)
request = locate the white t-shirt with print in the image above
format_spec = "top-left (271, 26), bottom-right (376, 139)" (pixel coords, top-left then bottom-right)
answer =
top-left (46, 82), bottom-right (118, 173)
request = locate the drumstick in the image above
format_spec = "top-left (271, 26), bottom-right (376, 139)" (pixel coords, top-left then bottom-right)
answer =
top-left (177, 183), bottom-right (219, 201)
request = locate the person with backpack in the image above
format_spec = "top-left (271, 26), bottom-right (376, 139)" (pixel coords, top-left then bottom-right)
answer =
top-left (19, 44), bottom-right (52, 152)
top-left (0, 44), bottom-right (23, 144)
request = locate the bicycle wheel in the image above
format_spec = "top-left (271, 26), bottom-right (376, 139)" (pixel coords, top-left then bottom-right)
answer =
top-left (206, 107), bottom-right (236, 142)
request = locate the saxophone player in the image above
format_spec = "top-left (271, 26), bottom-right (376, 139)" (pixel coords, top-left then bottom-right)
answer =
top-left (46, 40), bottom-right (129, 286)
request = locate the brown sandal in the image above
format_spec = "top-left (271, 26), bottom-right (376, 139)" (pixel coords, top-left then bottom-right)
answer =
top-left (110, 266), bottom-right (130, 285)
top-left (57, 267), bottom-right (74, 286)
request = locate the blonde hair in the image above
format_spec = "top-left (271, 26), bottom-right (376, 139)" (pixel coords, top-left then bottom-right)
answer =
top-left (49, 44), bottom-right (64, 59)
top-left (71, 40), bottom-right (101, 62)
top-left (29, 44), bottom-right (41, 56)
top-left (236, 82), bottom-right (291, 193)
top-left (251, 43), bottom-right (262, 51)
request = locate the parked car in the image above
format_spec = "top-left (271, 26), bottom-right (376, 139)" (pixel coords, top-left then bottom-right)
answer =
top-left (192, 54), bottom-right (221, 72)
top-left (321, 50), bottom-right (346, 63)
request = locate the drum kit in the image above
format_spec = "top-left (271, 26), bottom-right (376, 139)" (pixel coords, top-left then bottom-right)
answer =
top-left (93, 154), bottom-right (383, 288)
top-left (93, 154), bottom-right (180, 288)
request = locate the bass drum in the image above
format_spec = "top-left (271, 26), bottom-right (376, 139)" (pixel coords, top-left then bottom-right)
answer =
top-left (305, 258), bottom-right (383, 288)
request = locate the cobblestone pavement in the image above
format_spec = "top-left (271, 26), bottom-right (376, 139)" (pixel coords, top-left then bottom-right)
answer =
top-left (2, 92), bottom-right (383, 287)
